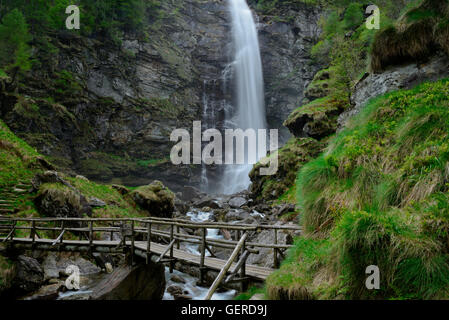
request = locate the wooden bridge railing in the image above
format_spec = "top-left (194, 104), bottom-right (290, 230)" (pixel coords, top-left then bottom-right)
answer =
top-left (0, 216), bottom-right (301, 294)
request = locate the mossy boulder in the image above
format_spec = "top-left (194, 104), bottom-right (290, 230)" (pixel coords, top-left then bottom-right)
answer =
top-left (249, 138), bottom-right (324, 200)
top-left (34, 183), bottom-right (92, 218)
top-left (129, 181), bottom-right (175, 218)
top-left (284, 95), bottom-right (349, 139)
top-left (304, 68), bottom-right (335, 101)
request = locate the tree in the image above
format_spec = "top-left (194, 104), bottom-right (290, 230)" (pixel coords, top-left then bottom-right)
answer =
top-left (0, 9), bottom-right (32, 72)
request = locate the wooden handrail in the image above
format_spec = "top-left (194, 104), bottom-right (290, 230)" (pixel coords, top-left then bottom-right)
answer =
top-left (0, 216), bottom-right (301, 231)
top-left (205, 232), bottom-right (248, 300)
top-left (156, 239), bottom-right (176, 263)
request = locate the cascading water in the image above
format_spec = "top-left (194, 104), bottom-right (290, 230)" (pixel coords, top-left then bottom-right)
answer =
top-left (222, 0), bottom-right (267, 194)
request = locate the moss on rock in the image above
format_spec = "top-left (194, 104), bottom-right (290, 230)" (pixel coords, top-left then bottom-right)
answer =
top-left (250, 138), bottom-right (324, 201)
top-left (129, 180), bottom-right (175, 218)
top-left (284, 95), bottom-right (349, 139)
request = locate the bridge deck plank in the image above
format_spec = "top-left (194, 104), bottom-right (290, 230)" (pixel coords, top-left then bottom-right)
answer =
top-left (1, 238), bottom-right (273, 280)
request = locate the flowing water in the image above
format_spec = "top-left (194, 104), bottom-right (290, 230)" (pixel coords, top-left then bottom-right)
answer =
top-left (221, 0), bottom-right (267, 194)
top-left (163, 209), bottom-right (236, 300)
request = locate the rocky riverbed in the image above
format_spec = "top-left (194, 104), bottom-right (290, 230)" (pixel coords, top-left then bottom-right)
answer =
top-left (0, 184), bottom-right (299, 301)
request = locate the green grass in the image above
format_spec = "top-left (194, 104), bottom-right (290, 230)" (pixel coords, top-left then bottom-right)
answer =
top-left (234, 286), bottom-right (266, 300)
top-left (267, 79), bottom-right (449, 300)
top-left (66, 177), bottom-right (146, 219)
top-left (137, 158), bottom-right (169, 167)
top-left (0, 119), bottom-right (41, 188)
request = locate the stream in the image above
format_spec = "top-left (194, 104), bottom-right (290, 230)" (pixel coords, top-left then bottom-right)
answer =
top-left (163, 209), bottom-right (236, 300)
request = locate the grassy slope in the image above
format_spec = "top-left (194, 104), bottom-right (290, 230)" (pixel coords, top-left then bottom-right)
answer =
top-left (267, 79), bottom-right (449, 299)
top-left (0, 118), bottom-right (146, 225)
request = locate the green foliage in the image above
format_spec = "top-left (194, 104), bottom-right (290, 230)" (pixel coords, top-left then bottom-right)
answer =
top-left (0, 119), bottom-right (41, 188)
top-left (371, 0), bottom-right (449, 72)
top-left (234, 287), bottom-right (266, 300)
top-left (343, 3), bottom-right (364, 30)
top-left (0, 9), bottom-right (32, 72)
top-left (266, 238), bottom-right (332, 299)
top-left (0, 0), bottom-right (162, 41)
top-left (272, 79), bottom-right (449, 299)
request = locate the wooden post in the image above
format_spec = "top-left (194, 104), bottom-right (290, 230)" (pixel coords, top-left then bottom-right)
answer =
top-left (11, 220), bottom-right (15, 242)
top-left (169, 224), bottom-right (174, 273)
top-left (156, 240), bottom-right (176, 263)
top-left (146, 222), bottom-right (151, 264)
top-left (240, 236), bottom-right (247, 292)
top-left (200, 227), bottom-right (206, 284)
top-left (89, 220), bottom-right (93, 251)
top-left (131, 220), bottom-right (135, 266)
top-left (110, 222), bottom-right (114, 241)
top-left (60, 220), bottom-right (64, 244)
top-left (205, 233), bottom-right (248, 300)
top-left (176, 225), bottom-right (180, 249)
top-left (236, 230), bottom-right (241, 260)
top-left (273, 229), bottom-right (278, 268)
top-left (31, 220), bottom-right (36, 246)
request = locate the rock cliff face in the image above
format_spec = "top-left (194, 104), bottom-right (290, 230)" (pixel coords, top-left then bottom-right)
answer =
top-left (258, 5), bottom-right (322, 142)
top-left (339, 54), bottom-right (449, 128)
top-left (0, 0), bottom-right (321, 191)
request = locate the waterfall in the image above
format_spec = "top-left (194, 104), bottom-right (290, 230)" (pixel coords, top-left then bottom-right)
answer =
top-left (222, 0), bottom-right (267, 194)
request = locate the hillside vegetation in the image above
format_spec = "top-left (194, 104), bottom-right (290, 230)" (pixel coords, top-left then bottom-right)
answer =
top-left (267, 78), bottom-right (449, 300)
top-left (264, 0), bottom-right (449, 300)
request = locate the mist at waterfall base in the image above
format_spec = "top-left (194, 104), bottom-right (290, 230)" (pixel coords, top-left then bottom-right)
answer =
top-left (200, 0), bottom-right (267, 195)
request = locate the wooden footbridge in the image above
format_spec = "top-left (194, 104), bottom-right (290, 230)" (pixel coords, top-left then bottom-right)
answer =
top-left (0, 216), bottom-right (300, 299)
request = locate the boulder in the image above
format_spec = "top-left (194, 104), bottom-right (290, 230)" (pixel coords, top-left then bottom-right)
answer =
top-left (174, 197), bottom-right (190, 215)
top-left (229, 197), bottom-right (247, 208)
top-left (12, 256), bottom-right (45, 294)
top-left (112, 184), bottom-right (129, 195)
top-left (170, 275), bottom-right (186, 284)
top-left (42, 253), bottom-right (101, 281)
top-left (249, 138), bottom-right (323, 201)
top-left (167, 285), bottom-right (183, 296)
top-left (224, 210), bottom-right (250, 222)
top-left (193, 196), bottom-right (222, 209)
top-left (178, 186), bottom-right (205, 202)
top-left (23, 282), bottom-right (63, 300)
top-left (339, 55), bottom-right (449, 128)
top-left (31, 171), bottom-right (70, 191)
top-left (246, 226), bottom-right (296, 268)
top-left (34, 183), bottom-right (92, 218)
top-left (283, 95), bottom-right (348, 139)
top-left (88, 197), bottom-right (107, 208)
top-left (90, 263), bottom-right (165, 300)
top-left (130, 181), bottom-right (175, 218)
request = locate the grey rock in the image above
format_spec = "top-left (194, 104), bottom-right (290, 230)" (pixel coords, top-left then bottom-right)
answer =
top-left (339, 55), bottom-right (449, 128)
top-left (170, 275), bottom-right (186, 284)
top-left (42, 253), bottom-right (101, 281)
top-left (88, 197), bottom-right (106, 208)
top-left (89, 263), bottom-right (166, 300)
top-left (229, 197), bottom-right (247, 208)
top-left (13, 255), bottom-right (45, 294)
top-left (246, 225), bottom-right (295, 268)
top-left (224, 210), bottom-right (249, 222)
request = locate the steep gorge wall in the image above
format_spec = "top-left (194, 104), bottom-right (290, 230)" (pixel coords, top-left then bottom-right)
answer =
top-left (0, 0), bottom-right (321, 191)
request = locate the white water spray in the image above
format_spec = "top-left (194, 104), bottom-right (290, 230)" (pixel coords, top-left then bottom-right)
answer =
top-left (222, 0), bottom-right (267, 194)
